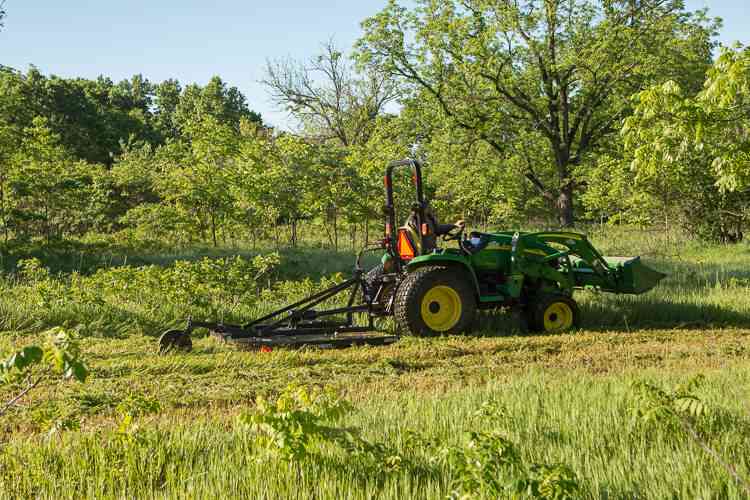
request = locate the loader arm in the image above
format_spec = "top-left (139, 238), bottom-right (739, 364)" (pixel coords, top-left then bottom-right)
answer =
top-left (515, 231), bottom-right (665, 294)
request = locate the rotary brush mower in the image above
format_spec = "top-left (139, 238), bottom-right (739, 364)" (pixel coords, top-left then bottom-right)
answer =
top-left (159, 159), bottom-right (666, 353)
top-left (158, 247), bottom-right (399, 353)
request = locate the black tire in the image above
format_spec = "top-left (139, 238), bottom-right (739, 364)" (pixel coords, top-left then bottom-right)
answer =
top-left (393, 266), bottom-right (477, 336)
top-left (527, 295), bottom-right (580, 333)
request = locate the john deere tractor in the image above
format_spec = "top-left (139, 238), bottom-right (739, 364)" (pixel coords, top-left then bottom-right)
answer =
top-left (370, 159), bottom-right (666, 336)
top-left (159, 158), bottom-right (665, 352)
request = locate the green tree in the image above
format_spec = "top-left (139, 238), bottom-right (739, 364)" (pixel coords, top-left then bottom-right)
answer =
top-left (345, 115), bottom-right (410, 242)
top-left (4, 68), bottom-right (157, 165)
top-left (0, 69), bottom-right (27, 242)
top-left (427, 128), bottom-right (548, 228)
top-left (356, 0), bottom-right (717, 226)
top-left (0, 68), bottom-right (262, 168)
top-left (10, 117), bottom-right (72, 240)
top-left (8, 117), bottom-right (103, 241)
top-left (305, 144), bottom-right (358, 250)
top-left (154, 79), bottom-right (182, 140)
top-left (609, 46), bottom-right (750, 241)
top-left (174, 76), bottom-right (261, 134)
top-left (153, 117), bottom-right (240, 247)
top-left (235, 127), bottom-right (313, 247)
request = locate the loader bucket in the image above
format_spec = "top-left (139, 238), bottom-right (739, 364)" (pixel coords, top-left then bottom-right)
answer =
top-left (604, 256), bottom-right (666, 294)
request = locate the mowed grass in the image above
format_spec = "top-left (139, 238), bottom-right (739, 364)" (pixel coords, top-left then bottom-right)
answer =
top-left (1, 228), bottom-right (750, 498)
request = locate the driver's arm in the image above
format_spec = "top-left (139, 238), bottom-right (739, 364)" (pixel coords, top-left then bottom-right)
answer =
top-left (434, 220), bottom-right (465, 236)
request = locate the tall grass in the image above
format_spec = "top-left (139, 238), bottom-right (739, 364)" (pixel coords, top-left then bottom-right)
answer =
top-left (1, 368), bottom-right (749, 499)
top-left (1, 227), bottom-right (749, 498)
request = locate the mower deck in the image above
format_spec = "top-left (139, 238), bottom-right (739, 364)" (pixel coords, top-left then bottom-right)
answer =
top-left (211, 330), bottom-right (399, 350)
top-left (158, 260), bottom-right (399, 353)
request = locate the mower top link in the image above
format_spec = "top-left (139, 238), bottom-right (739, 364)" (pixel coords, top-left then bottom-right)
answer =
top-left (158, 159), bottom-right (665, 353)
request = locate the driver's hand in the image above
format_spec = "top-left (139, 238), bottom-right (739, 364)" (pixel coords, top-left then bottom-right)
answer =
top-left (454, 220), bottom-right (465, 230)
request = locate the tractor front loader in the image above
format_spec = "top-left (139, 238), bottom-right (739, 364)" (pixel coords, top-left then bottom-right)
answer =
top-left (158, 159), bottom-right (665, 352)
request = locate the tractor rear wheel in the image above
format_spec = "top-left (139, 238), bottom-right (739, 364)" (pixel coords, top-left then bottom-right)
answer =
top-left (527, 295), bottom-right (580, 334)
top-left (394, 266), bottom-right (476, 336)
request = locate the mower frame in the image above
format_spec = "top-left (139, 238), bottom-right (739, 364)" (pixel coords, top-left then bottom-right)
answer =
top-left (158, 246), bottom-right (400, 353)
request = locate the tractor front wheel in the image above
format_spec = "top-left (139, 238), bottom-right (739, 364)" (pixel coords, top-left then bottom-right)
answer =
top-left (394, 266), bottom-right (476, 336)
top-left (527, 295), bottom-right (580, 334)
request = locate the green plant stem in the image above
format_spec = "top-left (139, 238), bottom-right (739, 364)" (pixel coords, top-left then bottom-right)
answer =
top-left (0, 374), bottom-right (42, 417)
top-left (680, 419), bottom-right (750, 495)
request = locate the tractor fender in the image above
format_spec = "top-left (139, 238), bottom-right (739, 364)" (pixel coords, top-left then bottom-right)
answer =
top-left (405, 253), bottom-right (481, 297)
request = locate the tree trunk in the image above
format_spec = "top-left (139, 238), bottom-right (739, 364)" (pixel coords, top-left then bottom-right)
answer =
top-left (44, 201), bottom-right (49, 244)
top-left (333, 209), bottom-right (338, 252)
top-left (0, 176), bottom-right (7, 243)
top-left (527, 154), bottom-right (576, 227)
top-left (210, 211), bottom-right (218, 247)
top-left (323, 224), bottom-right (335, 248)
top-left (552, 146), bottom-right (575, 227)
top-left (556, 184), bottom-right (574, 228)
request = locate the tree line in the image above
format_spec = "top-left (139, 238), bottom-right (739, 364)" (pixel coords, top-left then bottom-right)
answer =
top-left (1, 0), bottom-right (749, 248)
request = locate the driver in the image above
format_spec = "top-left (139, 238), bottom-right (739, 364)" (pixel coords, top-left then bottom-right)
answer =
top-left (404, 203), bottom-right (465, 254)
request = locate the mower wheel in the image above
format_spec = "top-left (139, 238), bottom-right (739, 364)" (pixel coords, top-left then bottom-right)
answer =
top-left (158, 329), bottom-right (192, 354)
top-left (394, 266), bottom-right (476, 336)
top-left (527, 295), bottom-right (580, 334)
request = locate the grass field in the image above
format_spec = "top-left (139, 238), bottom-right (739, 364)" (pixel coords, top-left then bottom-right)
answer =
top-left (1, 227), bottom-right (750, 499)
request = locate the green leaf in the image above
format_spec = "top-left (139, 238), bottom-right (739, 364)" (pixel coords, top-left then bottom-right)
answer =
top-left (3, 345), bottom-right (43, 372)
top-left (64, 360), bottom-right (88, 383)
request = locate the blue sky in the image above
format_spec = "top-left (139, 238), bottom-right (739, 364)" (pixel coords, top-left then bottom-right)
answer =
top-left (1, 1), bottom-right (746, 129)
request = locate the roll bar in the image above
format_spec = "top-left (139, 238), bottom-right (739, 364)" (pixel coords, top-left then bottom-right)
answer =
top-left (383, 159), bottom-right (425, 264)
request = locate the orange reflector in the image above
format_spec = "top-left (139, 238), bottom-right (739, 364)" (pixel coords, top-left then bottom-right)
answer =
top-left (397, 229), bottom-right (415, 261)
top-left (385, 222), bottom-right (392, 237)
top-left (421, 223), bottom-right (429, 236)
top-left (260, 345), bottom-right (272, 353)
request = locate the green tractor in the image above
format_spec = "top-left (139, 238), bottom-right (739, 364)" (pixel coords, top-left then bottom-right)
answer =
top-left (159, 158), bottom-right (665, 352)
top-left (370, 159), bottom-right (666, 336)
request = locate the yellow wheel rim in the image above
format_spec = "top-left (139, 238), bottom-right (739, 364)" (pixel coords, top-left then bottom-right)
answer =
top-left (543, 301), bottom-right (574, 332)
top-left (421, 285), bottom-right (462, 332)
